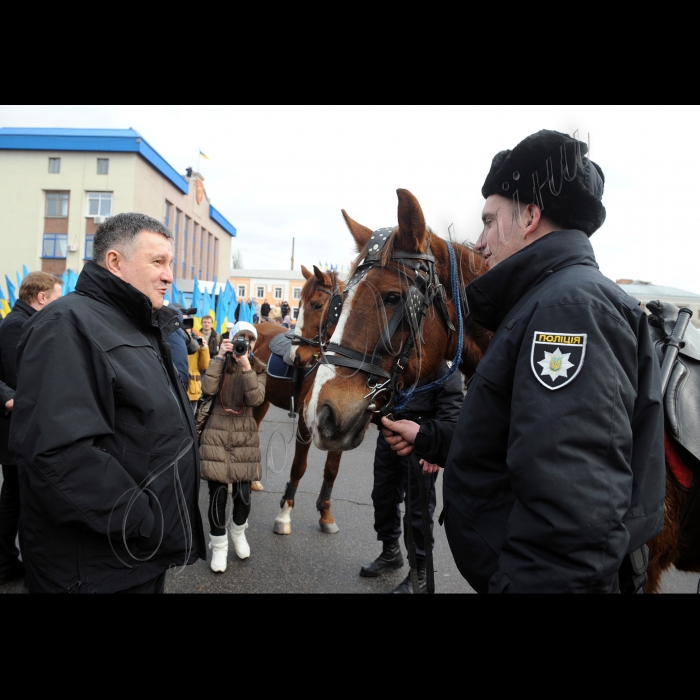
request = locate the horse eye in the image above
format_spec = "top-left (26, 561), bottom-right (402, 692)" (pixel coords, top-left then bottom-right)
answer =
top-left (384, 293), bottom-right (401, 306)
top-left (313, 302), bottom-right (324, 311)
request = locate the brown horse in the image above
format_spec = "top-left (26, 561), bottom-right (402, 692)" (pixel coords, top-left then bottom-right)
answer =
top-left (305, 187), bottom-right (695, 593)
top-left (252, 265), bottom-right (347, 535)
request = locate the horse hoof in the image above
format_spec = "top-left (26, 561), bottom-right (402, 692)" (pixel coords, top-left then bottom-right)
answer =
top-left (273, 521), bottom-right (292, 535)
top-left (320, 522), bottom-right (339, 534)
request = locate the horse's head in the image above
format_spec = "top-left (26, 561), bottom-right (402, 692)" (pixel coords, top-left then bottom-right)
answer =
top-left (305, 188), bottom-right (489, 451)
top-left (289, 264), bottom-right (345, 369)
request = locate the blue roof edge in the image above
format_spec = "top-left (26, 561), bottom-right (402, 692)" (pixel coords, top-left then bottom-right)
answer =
top-left (0, 128), bottom-right (188, 194)
top-left (209, 204), bottom-right (237, 237)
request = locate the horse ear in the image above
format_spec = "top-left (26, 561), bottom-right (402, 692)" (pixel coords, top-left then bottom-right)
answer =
top-left (301, 265), bottom-right (312, 281)
top-left (395, 189), bottom-right (428, 252)
top-left (341, 210), bottom-right (373, 252)
top-left (312, 265), bottom-right (327, 284)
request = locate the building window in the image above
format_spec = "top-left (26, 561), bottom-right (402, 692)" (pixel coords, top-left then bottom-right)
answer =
top-left (49, 158), bottom-right (60, 174)
top-left (238, 285), bottom-right (246, 298)
top-left (199, 228), bottom-right (205, 277)
top-left (43, 234), bottom-right (67, 258)
top-left (164, 200), bottom-right (172, 227)
top-left (207, 233), bottom-right (212, 279)
top-left (174, 209), bottom-right (181, 233)
top-left (97, 158), bottom-right (109, 175)
top-left (87, 192), bottom-right (113, 217)
top-left (293, 287), bottom-right (301, 300)
top-left (84, 235), bottom-right (94, 260)
top-left (274, 286), bottom-right (283, 300)
top-left (256, 286), bottom-right (265, 298)
top-left (46, 193), bottom-right (69, 217)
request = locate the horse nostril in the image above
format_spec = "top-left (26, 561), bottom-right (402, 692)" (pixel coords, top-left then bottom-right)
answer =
top-left (317, 403), bottom-right (338, 440)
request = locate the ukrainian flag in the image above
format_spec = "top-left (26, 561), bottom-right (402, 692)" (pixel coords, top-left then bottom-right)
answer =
top-left (0, 287), bottom-right (10, 317)
top-left (199, 150), bottom-right (210, 160)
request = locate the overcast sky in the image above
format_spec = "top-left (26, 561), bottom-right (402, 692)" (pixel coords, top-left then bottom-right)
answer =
top-left (2, 105), bottom-right (698, 293)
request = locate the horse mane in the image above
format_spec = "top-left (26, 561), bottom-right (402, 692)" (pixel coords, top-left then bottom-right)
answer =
top-left (300, 269), bottom-right (339, 305)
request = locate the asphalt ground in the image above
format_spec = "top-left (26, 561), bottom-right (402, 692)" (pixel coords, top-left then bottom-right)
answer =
top-left (1, 404), bottom-right (698, 594)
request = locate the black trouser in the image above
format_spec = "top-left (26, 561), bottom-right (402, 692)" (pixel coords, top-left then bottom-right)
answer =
top-left (115, 571), bottom-right (166, 594)
top-left (0, 464), bottom-right (21, 576)
top-left (371, 432), bottom-right (437, 561)
top-left (207, 480), bottom-right (251, 536)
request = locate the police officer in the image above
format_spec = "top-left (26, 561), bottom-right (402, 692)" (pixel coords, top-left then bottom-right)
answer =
top-left (383, 131), bottom-right (666, 593)
top-left (360, 361), bottom-right (463, 593)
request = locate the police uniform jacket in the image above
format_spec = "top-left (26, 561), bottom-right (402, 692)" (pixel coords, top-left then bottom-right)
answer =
top-left (9, 262), bottom-right (206, 593)
top-left (442, 229), bottom-right (665, 593)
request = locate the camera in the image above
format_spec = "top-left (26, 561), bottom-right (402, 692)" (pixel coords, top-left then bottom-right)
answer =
top-left (178, 308), bottom-right (197, 331)
top-left (232, 338), bottom-right (250, 356)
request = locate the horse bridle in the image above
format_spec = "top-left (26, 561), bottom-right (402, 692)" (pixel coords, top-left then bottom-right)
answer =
top-left (320, 227), bottom-right (455, 416)
top-left (288, 273), bottom-right (344, 358)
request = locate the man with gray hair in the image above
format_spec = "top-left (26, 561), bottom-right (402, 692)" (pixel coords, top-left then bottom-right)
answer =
top-left (10, 212), bottom-right (206, 593)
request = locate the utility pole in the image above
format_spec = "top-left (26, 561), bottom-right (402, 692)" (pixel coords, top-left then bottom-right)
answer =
top-left (291, 237), bottom-right (295, 270)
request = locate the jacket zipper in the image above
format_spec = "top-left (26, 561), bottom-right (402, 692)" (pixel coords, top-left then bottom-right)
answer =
top-left (150, 346), bottom-right (186, 424)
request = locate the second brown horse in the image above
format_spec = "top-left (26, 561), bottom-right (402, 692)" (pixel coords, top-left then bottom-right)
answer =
top-left (252, 265), bottom-right (346, 535)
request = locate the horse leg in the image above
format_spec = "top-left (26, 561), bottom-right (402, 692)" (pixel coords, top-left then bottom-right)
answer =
top-left (273, 413), bottom-right (312, 535)
top-left (253, 400), bottom-right (271, 430)
top-left (317, 451), bottom-right (342, 534)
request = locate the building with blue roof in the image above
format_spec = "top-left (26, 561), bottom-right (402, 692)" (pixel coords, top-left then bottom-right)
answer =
top-left (0, 127), bottom-right (236, 287)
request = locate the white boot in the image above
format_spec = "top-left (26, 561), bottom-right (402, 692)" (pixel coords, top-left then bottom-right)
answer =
top-left (229, 521), bottom-right (251, 559)
top-left (209, 533), bottom-right (228, 572)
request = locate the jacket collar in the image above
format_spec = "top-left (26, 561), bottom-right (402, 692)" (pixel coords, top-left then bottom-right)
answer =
top-left (75, 261), bottom-right (180, 335)
top-left (466, 229), bottom-right (599, 332)
top-left (12, 298), bottom-right (37, 318)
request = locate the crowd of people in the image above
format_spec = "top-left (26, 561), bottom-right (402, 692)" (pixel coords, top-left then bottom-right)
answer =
top-left (259, 299), bottom-right (292, 328)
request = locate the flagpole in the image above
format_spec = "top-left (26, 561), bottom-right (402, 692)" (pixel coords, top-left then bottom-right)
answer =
top-left (197, 150), bottom-right (201, 174)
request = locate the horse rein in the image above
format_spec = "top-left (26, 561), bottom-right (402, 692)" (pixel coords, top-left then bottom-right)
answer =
top-left (319, 227), bottom-right (456, 416)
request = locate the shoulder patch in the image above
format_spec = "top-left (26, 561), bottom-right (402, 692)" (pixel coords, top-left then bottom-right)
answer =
top-left (530, 331), bottom-right (587, 390)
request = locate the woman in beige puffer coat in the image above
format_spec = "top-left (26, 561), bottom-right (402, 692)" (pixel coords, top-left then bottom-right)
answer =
top-left (199, 322), bottom-right (267, 572)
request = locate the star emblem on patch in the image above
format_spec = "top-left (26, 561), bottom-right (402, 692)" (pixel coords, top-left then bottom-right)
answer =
top-left (530, 332), bottom-right (587, 390)
top-left (538, 347), bottom-right (575, 381)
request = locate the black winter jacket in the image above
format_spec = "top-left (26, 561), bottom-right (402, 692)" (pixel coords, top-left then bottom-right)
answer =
top-left (442, 230), bottom-right (665, 593)
top-left (0, 377), bottom-right (14, 416)
top-left (0, 299), bottom-right (37, 464)
top-left (9, 262), bottom-right (206, 593)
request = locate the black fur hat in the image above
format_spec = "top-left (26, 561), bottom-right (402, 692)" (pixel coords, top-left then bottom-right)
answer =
top-left (481, 130), bottom-right (606, 236)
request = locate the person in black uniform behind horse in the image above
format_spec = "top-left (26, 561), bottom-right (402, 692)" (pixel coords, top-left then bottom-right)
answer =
top-left (360, 361), bottom-right (463, 593)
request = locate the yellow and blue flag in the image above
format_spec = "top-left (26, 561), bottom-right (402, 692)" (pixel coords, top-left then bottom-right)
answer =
top-left (0, 287), bottom-right (10, 317)
top-left (5, 276), bottom-right (17, 307)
